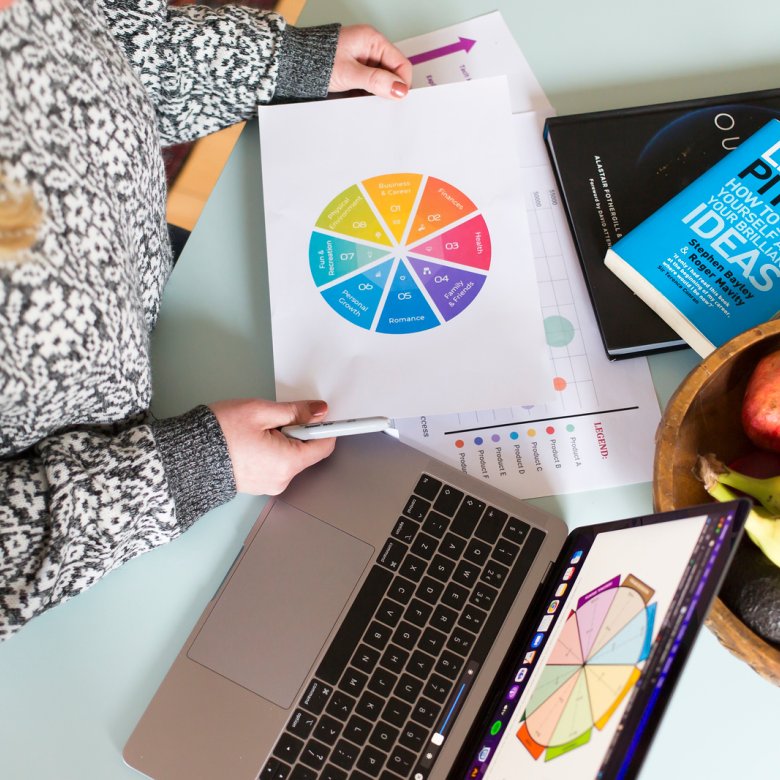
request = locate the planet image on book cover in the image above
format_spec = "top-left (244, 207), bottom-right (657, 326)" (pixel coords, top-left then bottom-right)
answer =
top-left (308, 173), bottom-right (491, 334)
top-left (516, 574), bottom-right (656, 762)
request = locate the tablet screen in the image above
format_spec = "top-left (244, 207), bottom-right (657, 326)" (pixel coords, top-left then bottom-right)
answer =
top-left (456, 500), bottom-right (747, 780)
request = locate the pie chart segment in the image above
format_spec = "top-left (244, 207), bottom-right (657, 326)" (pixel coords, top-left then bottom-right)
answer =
top-left (375, 259), bottom-right (439, 334)
top-left (408, 176), bottom-right (478, 241)
top-left (406, 257), bottom-right (487, 321)
top-left (549, 669), bottom-right (592, 746)
top-left (588, 608), bottom-right (648, 666)
top-left (315, 184), bottom-right (392, 246)
top-left (407, 213), bottom-right (492, 270)
top-left (524, 668), bottom-right (582, 745)
top-left (576, 586), bottom-right (618, 659)
top-left (587, 587), bottom-right (645, 660)
top-left (585, 664), bottom-right (641, 728)
top-left (320, 258), bottom-right (395, 330)
top-left (545, 610), bottom-right (583, 666)
top-left (524, 664), bottom-right (580, 720)
top-left (361, 173), bottom-right (423, 243)
top-left (309, 231), bottom-right (392, 287)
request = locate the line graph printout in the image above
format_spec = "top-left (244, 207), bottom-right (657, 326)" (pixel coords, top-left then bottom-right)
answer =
top-left (394, 112), bottom-right (661, 498)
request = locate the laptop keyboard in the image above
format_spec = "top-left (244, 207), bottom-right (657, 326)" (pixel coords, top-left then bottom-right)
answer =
top-left (261, 473), bottom-right (545, 780)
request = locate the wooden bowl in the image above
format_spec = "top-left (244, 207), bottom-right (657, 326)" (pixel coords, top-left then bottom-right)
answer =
top-left (653, 319), bottom-right (780, 686)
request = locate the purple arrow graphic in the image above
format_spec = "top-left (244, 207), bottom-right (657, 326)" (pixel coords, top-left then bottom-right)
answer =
top-left (408, 37), bottom-right (477, 65)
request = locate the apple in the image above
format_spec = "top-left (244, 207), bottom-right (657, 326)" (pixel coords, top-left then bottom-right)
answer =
top-left (742, 349), bottom-right (780, 453)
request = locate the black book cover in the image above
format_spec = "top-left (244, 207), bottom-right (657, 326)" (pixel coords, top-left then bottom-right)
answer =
top-left (544, 87), bottom-right (780, 358)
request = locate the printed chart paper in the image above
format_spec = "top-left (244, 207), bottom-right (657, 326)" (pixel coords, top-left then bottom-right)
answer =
top-left (392, 17), bottom-right (661, 497)
top-left (258, 77), bottom-right (552, 419)
top-left (396, 10), bottom-right (553, 118)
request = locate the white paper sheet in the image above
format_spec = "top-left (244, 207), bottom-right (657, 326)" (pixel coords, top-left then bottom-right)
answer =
top-left (391, 16), bottom-right (661, 497)
top-left (258, 77), bottom-right (553, 419)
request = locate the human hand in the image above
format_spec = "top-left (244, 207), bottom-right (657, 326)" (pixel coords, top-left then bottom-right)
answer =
top-left (208, 398), bottom-right (336, 495)
top-left (329, 24), bottom-right (413, 100)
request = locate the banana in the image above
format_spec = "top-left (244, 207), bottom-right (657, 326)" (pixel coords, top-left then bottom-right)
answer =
top-left (703, 455), bottom-right (780, 515)
top-left (695, 454), bottom-right (780, 568)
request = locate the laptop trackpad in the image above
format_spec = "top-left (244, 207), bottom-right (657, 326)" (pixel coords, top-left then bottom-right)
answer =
top-left (188, 500), bottom-right (373, 708)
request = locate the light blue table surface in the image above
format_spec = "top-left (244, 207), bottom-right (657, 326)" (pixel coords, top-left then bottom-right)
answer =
top-left (1, 1), bottom-right (778, 778)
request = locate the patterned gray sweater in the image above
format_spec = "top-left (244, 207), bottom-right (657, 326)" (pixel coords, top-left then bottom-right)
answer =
top-left (0, 0), bottom-right (339, 640)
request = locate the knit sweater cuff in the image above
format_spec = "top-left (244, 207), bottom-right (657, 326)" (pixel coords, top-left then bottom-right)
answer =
top-left (275, 23), bottom-right (340, 99)
top-left (150, 406), bottom-right (237, 529)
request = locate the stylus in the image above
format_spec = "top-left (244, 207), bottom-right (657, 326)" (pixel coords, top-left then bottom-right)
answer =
top-left (281, 416), bottom-right (393, 440)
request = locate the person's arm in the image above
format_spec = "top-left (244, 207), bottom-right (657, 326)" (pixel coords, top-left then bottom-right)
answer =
top-left (98, 1), bottom-right (412, 145)
top-left (0, 406), bottom-right (235, 641)
top-left (0, 401), bottom-right (333, 640)
top-left (98, 0), bottom-right (334, 144)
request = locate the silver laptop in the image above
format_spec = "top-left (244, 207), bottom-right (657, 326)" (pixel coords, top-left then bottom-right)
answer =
top-left (123, 432), bottom-right (747, 780)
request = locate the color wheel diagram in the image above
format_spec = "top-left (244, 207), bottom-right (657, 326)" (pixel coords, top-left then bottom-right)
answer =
top-left (308, 173), bottom-right (491, 334)
top-left (517, 574), bottom-right (656, 762)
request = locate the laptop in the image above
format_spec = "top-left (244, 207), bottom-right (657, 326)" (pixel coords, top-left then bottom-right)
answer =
top-left (123, 431), bottom-right (748, 780)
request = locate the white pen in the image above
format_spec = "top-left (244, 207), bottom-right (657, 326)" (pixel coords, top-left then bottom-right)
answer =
top-left (281, 416), bottom-right (394, 440)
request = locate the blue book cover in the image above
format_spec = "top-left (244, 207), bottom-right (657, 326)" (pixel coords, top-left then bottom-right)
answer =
top-left (605, 119), bottom-right (780, 356)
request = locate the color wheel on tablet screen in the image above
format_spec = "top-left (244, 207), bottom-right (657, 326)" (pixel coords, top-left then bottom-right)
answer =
top-left (308, 173), bottom-right (491, 334)
top-left (517, 574), bottom-right (657, 762)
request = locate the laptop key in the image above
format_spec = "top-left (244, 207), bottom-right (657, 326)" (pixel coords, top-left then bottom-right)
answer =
top-left (403, 494), bottom-right (431, 521)
top-left (436, 650), bottom-right (464, 679)
top-left (475, 507), bottom-right (508, 543)
top-left (314, 714), bottom-right (342, 746)
top-left (423, 673), bottom-right (452, 704)
top-left (273, 734), bottom-right (304, 763)
top-left (411, 697), bottom-right (440, 728)
top-left (364, 621), bottom-right (392, 651)
top-left (459, 604), bottom-right (488, 633)
top-left (392, 621), bottom-right (421, 650)
top-left (481, 561), bottom-right (509, 588)
top-left (493, 538), bottom-right (521, 566)
top-left (367, 667), bottom-right (397, 698)
top-left (440, 582), bottom-right (469, 610)
top-left (387, 745), bottom-right (416, 776)
top-left (386, 576), bottom-right (415, 605)
top-left (369, 721), bottom-right (400, 752)
top-left (377, 539), bottom-right (407, 573)
top-left (340, 667), bottom-right (368, 697)
top-left (325, 691), bottom-right (356, 720)
top-left (299, 680), bottom-right (332, 716)
top-left (286, 709), bottom-right (316, 739)
top-left (398, 552), bottom-right (426, 582)
top-left (395, 672), bottom-right (423, 703)
top-left (343, 714), bottom-right (372, 745)
top-left (414, 473), bottom-right (442, 500)
top-left (503, 516), bottom-right (530, 545)
top-left (399, 721), bottom-right (428, 751)
top-left (415, 576), bottom-right (444, 605)
top-left (433, 485), bottom-right (463, 516)
top-left (452, 560), bottom-right (481, 587)
top-left (422, 510), bottom-right (449, 538)
top-left (419, 626), bottom-right (446, 655)
top-left (404, 598), bottom-right (432, 627)
top-left (382, 696), bottom-right (412, 728)
top-left (464, 538), bottom-right (491, 565)
top-left (299, 739), bottom-right (329, 770)
top-left (321, 765), bottom-right (347, 780)
top-left (450, 495), bottom-right (486, 537)
top-left (352, 644), bottom-right (380, 675)
top-left (390, 516), bottom-right (419, 544)
top-left (447, 626), bottom-right (476, 656)
top-left (376, 599), bottom-right (402, 628)
top-left (356, 690), bottom-right (384, 720)
top-left (469, 582), bottom-right (498, 610)
top-left (330, 739), bottom-right (360, 770)
top-left (438, 532), bottom-right (467, 560)
top-left (356, 745), bottom-right (387, 777)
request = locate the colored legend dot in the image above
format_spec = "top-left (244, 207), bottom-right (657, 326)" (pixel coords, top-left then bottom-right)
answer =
top-left (566, 424), bottom-right (575, 432)
top-left (527, 428), bottom-right (536, 437)
top-left (510, 431), bottom-right (519, 440)
top-left (491, 434), bottom-right (501, 443)
top-left (546, 426), bottom-right (555, 435)
top-left (455, 439), bottom-right (464, 448)
top-left (474, 437), bottom-right (484, 445)
top-left (553, 376), bottom-right (567, 392)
